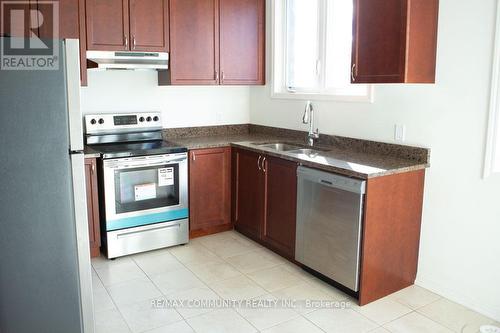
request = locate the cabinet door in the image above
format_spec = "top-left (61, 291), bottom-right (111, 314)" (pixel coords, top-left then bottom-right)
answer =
top-left (189, 148), bottom-right (232, 238)
top-left (352, 0), bottom-right (438, 83)
top-left (169, 0), bottom-right (219, 85)
top-left (351, 0), bottom-right (407, 83)
top-left (129, 0), bottom-right (169, 52)
top-left (85, 158), bottom-right (101, 258)
top-left (86, 0), bottom-right (129, 51)
top-left (262, 156), bottom-right (297, 259)
top-left (37, 0), bottom-right (79, 39)
top-left (232, 148), bottom-right (264, 240)
top-left (219, 0), bottom-right (265, 85)
top-left (0, 0), bottom-right (36, 37)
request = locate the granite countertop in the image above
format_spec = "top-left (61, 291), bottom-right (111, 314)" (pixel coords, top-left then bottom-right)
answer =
top-left (168, 131), bottom-right (430, 179)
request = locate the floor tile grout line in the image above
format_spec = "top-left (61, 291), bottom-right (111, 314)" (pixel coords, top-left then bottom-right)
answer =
top-left (415, 304), bottom-right (467, 332)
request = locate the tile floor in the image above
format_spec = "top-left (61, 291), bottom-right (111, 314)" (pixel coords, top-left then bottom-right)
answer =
top-left (92, 231), bottom-right (498, 333)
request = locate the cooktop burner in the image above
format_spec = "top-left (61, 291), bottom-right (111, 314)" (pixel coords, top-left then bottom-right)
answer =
top-left (88, 140), bottom-right (187, 159)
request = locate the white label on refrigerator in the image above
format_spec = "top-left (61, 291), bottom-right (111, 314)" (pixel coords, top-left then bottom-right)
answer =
top-left (135, 183), bottom-right (157, 201)
top-left (158, 167), bottom-right (174, 186)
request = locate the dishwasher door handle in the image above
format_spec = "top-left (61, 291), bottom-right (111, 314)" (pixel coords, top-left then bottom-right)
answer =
top-left (320, 179), bottom-right (334, 186)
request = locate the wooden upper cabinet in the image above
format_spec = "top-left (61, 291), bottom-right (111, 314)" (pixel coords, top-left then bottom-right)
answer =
top-left (0, 0), bottom-right (36, 37)
top-left (352, 0), bottom-right (439, 83)
top-left (189, 148), bottom-right (231, 238)
top-left (169, 0), bottom-right (219, 85)
top-left (85, 0), bottom-right (129, 51)
top-left (129, 0), bottom-right (169, 52)
top-left (262, 156), bottom-right (297, 260)
top-left (37, 0), bottom-right (79, 39)
top-left (219, 0), bottom-right (265, 85)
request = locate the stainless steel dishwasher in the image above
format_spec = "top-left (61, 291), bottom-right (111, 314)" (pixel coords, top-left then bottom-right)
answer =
top-left (295, 166), bottom-right (366, 292)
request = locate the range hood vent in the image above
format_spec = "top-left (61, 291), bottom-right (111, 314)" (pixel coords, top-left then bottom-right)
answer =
top-left (86, 51), bottom-right (169, 70)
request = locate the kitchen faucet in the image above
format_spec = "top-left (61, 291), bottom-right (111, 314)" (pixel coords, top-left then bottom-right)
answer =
top-left (302, 101), bottom-right (319, 146)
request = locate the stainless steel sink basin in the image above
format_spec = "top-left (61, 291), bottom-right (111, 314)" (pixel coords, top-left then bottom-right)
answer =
top-left (288, 148), bottom-right (325, 157)
top-left (253, 142), bottom-right (306, 152)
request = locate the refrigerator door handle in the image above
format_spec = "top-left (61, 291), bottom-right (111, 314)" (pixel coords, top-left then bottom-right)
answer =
top-left (70, 152), bottom-right (95, 333)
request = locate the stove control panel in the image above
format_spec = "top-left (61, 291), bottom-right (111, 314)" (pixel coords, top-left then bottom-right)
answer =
top-left (85, 112), bottom-right (162, 135)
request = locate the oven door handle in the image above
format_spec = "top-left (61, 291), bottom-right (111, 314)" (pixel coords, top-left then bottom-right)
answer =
top-left (116, 223), bottom-right (181, 238)
top-left (105, 158), bottom-right (187, 170)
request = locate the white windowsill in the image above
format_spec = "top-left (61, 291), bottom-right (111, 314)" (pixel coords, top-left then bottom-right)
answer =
top-left (270, 87), bottom-right (375, 103)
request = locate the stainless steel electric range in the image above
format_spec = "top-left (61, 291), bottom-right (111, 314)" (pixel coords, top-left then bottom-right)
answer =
top-left (85, 112), bottom-right (189, 259)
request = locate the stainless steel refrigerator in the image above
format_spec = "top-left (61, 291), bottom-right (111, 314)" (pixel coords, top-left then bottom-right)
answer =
top-left (0, 39), bottom-right (94, 333)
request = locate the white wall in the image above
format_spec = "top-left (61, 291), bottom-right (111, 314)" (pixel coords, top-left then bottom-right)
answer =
top-left (81, 70), bottom-right (250, 128)
top-left (250, 0), bottom-right (500, 321)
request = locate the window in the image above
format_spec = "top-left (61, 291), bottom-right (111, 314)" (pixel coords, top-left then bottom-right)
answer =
top-left (272, 0), bottom-right (372, 101)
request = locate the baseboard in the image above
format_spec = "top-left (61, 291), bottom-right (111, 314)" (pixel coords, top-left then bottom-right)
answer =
top-left (416, 274), bottom-right (500, 322)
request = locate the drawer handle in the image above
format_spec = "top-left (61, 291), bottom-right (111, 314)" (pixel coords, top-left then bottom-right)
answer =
top-left (117, 223), bottom-right (181, 239)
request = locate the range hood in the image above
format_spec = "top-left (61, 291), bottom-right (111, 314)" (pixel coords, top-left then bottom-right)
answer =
top-left (86, 51), bottom-right (169, 70)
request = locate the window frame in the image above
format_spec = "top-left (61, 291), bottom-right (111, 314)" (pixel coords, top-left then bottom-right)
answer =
top-left (270, 0), bottom-right (374, 102)
top-left (484, 5), bottom-right (500, 178)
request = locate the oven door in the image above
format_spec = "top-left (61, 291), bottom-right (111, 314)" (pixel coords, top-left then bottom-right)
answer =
top-left (103, 153), bottom-right (188, 232)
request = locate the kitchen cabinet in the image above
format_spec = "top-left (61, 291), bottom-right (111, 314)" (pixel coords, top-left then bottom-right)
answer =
top-left (359, 169), bottom-right (425, 305)
top-left (351, 0), bottom-right (439, 83)
top-left (168, 0), bottom-right (220, 85)
top-left (0, 0), bottom-right (36, 37)
top-left (85, 0), bottom-right (129, 51)
top-left (37, 0), bottom-right (80, 39)
top-left (85, 0), bottom-right (168, 52)
top-left (219, 0), bottom-right (265, 85)
top-left (129, 0), bottom-right (169, 52)
top-left (232, 148), bottom-right (264, 240)
top-left (261, 156), bottom-right (297, 259)
top-left (164, 0), bottom-right (265, 85)
top-left (232, 148), bottom-right (298, 259)
top-left (232, 147), bottom-right (425, 305)
top-left (189, 148), bottom-right (232, 238)
top-left (85, 158), bottom-right (101, 258)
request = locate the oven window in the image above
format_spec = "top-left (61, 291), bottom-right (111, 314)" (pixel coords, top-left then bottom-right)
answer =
top-left (114, 163), bottom-right (180, 214)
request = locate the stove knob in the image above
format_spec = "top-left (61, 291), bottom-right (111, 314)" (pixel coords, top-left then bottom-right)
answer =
top-left (146, 116), bottom-right (152, 122)
top-left (98, 118), bottom-right (104, 125)
top-left (139, 117), bottom-right (145, 122)
top-left (90, 119), bottom-right (97, 125)
top-left (153, 116), bottom-right (159, 122)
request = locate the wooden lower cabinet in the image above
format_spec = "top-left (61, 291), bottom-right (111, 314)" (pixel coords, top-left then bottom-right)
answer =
top-left (232, 148), bottom-right (265, 239)
top-left (85, 158), bottom-right (101, 258)
top-left (232, 148), bottom-right (298, 259)
top-left (231, 147), bottom-right (425, 306)
top-left (189, 148), bottom-right (232, 238)
top-left (262, 156), bottom-right (297, 259)
top-left (359, 169), bottom-right (425, 305)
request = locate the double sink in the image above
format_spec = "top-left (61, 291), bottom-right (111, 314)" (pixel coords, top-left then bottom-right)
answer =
top-left (251, 142), bottom-right (330, 158)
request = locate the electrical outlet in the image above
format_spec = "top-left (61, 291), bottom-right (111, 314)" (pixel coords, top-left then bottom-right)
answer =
top-left (394, 124), bottom-right (406, 142)
top-left (216, 112), bottom-right (223, 123)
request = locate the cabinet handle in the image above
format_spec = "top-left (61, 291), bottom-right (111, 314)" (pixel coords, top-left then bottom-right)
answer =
top-left (133, 36), bottom-right (136, 50)
top-left (262, 157), bottom-right (267, 173)
top-left (257, 155), bottom-right (262, 170)
top-left (91, 163), bottom-right (95, 174)
top-left (125, 35), bottom-right (128, 49)
top-left (192, 152), bottom-right (196, 162)
top-left (221, 71), bottom-right (225, 83)
top-left (215, 71), bottom-right (219, 81)
top-left (351, 63), bottom-right (356, 82)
